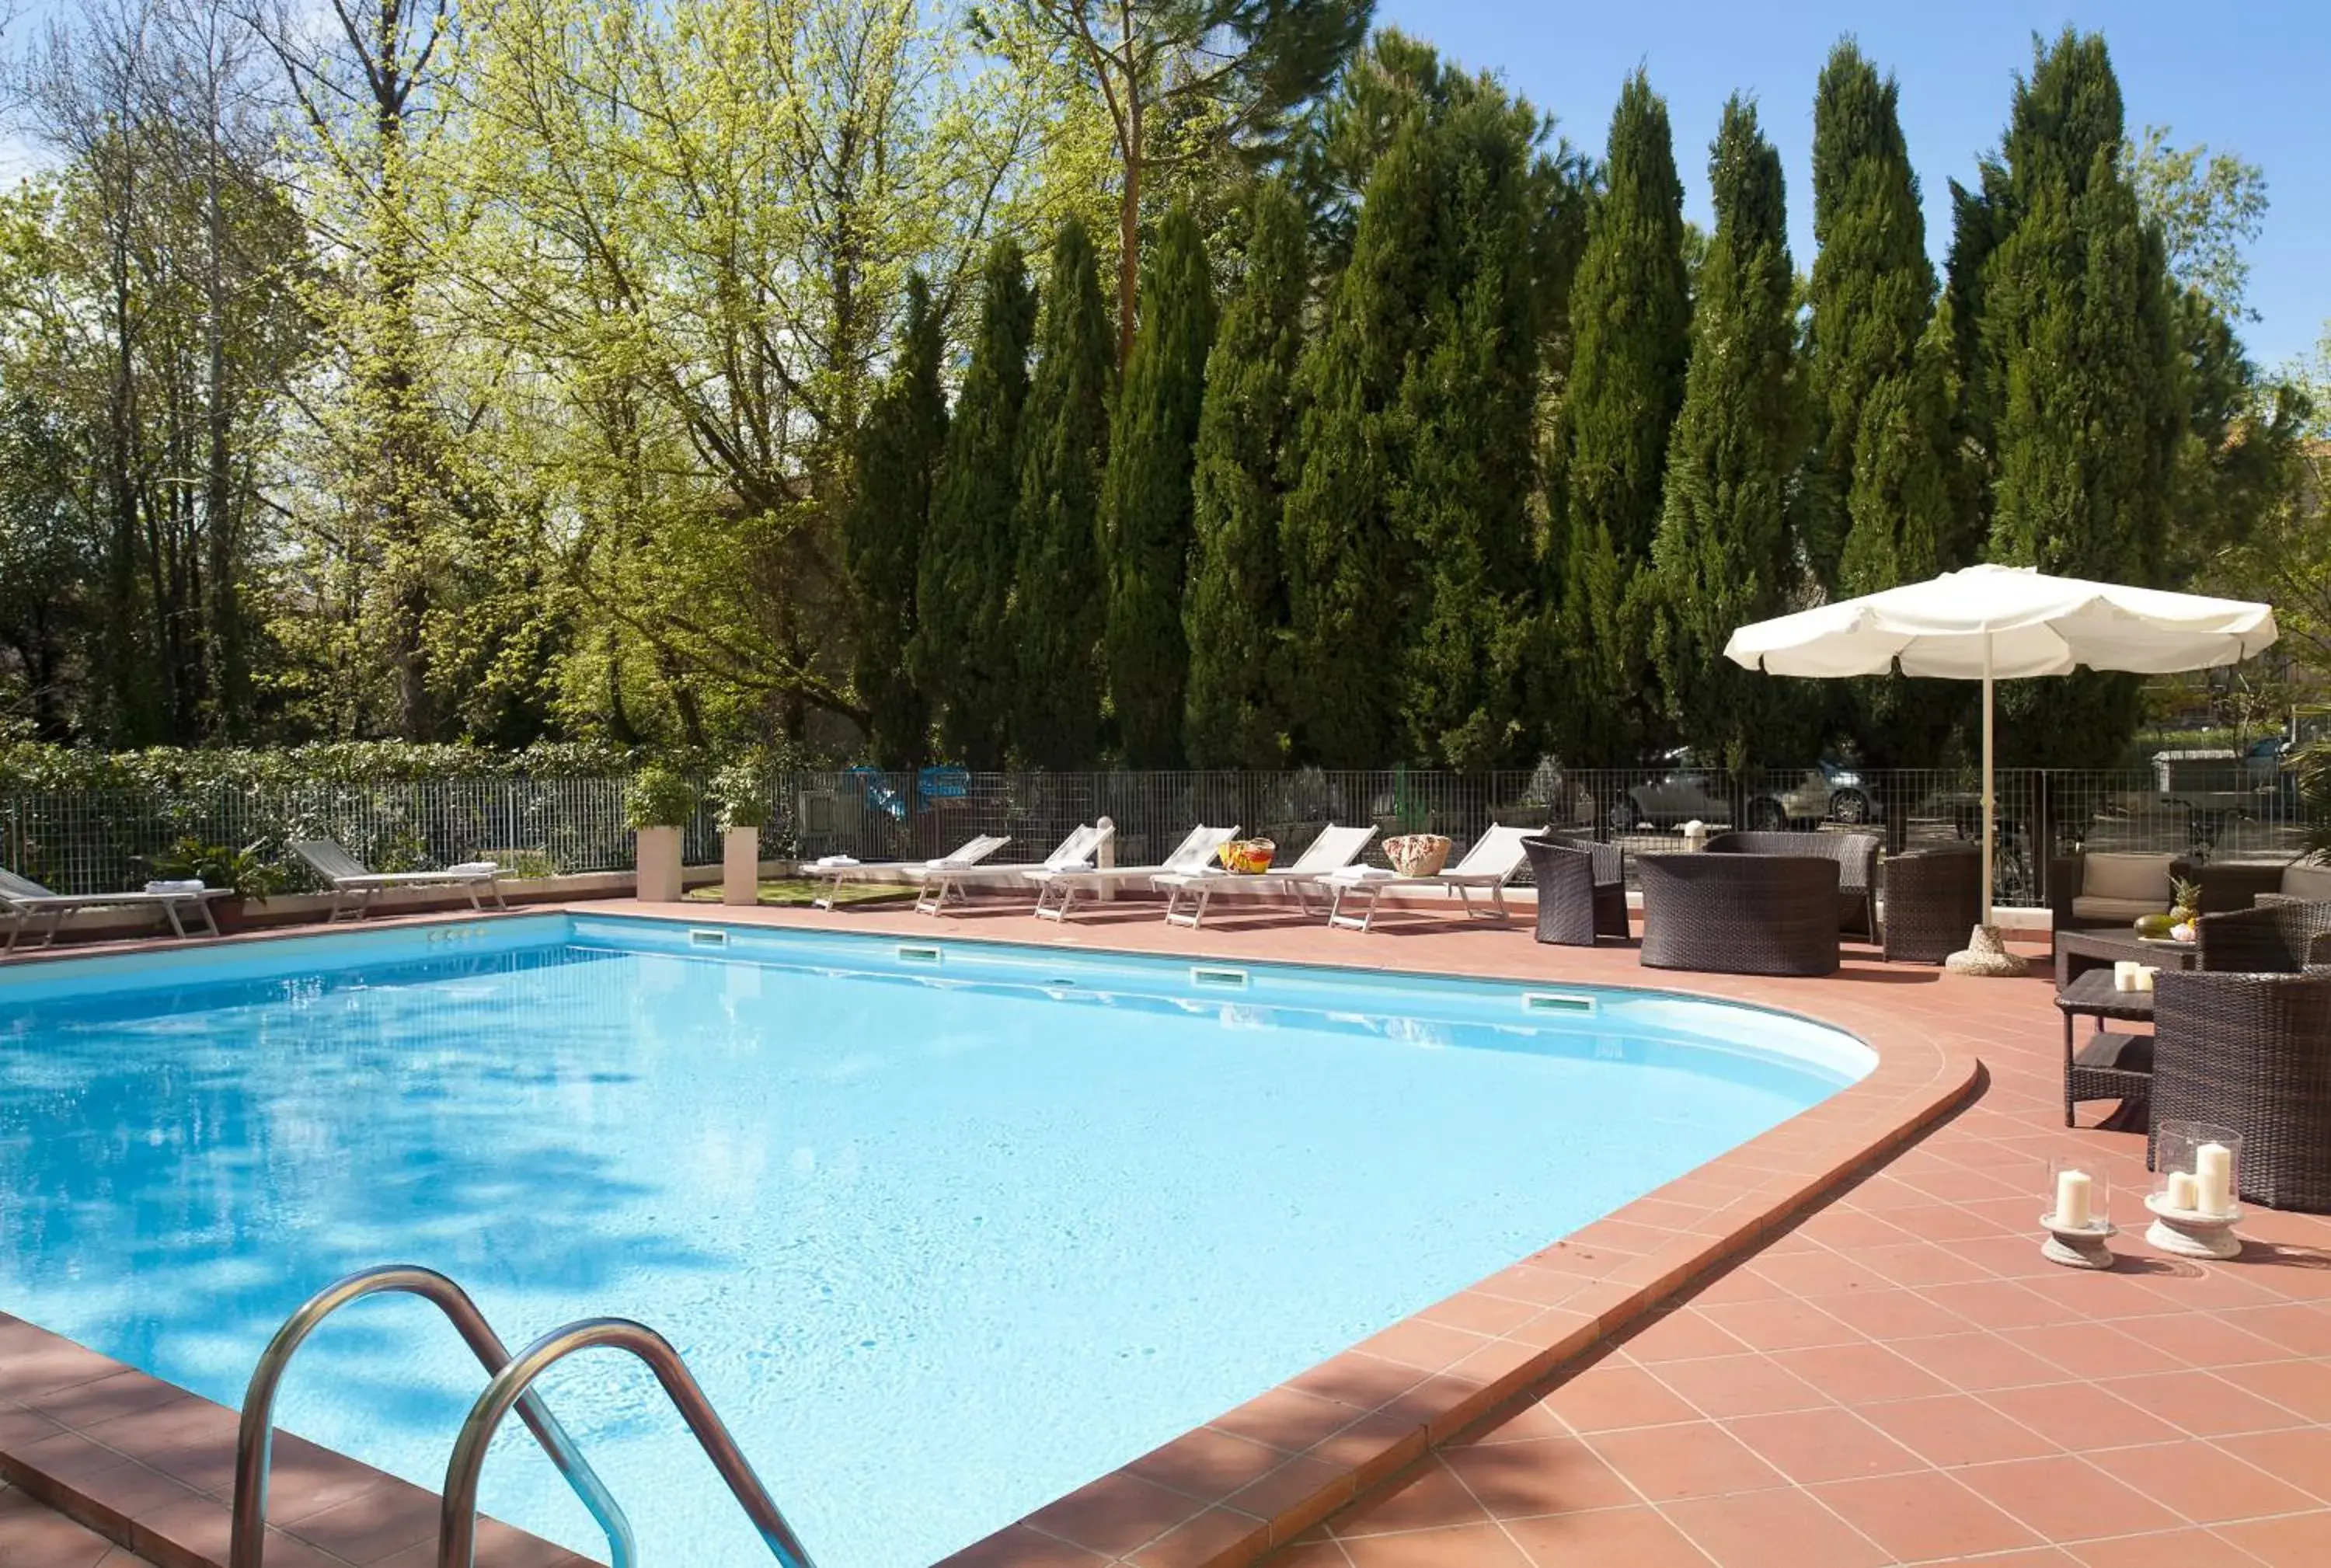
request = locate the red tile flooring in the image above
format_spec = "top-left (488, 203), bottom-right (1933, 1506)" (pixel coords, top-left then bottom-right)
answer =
top-left (5, 890), bottom-right (2329, 1567)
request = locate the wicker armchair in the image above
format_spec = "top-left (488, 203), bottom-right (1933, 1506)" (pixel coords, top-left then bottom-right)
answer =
top-left (1639, 853), bottom-right (1841, 976)
top-left (1881, 846), bottom-right (1981, 963)
top-left (1704, 831), bottom-right (1876, 939)
top-left (2193, 901), bottom-right (2331, 973)
top-left (1521, 835), bottom-right (1627, 946)
top-left (2150, 970), bottom-right (2331, 1211)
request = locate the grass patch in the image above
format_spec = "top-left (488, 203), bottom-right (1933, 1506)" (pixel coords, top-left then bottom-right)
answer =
top-left (684, 877), bottom-right (915, 907)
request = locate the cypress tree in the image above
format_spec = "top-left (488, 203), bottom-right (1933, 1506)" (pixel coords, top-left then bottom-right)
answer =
top-left (1393, 88), bottom-right (1543, 768)
top-left (915, 240), bottom-right (1033, 768)
top-left (1649, 97), bottom-right (1803, 767)
top-left (1951, 30), bottom-right (2182, 765)
top-left (1550, 71), bottom-right (1691, 764)
top-left (1008, 217), bottom-right (1114, 767)
top-left (845, 274), bottom-right (947, 766)
top-left (1185, 179), bottom-right (1307, 768)
top-left (1103, 203), bottom-right (1217, 767)
top-left (1280, 108), bottom-right (1441, 765)
top-left (1805, 42), bottom-right (1969, 780)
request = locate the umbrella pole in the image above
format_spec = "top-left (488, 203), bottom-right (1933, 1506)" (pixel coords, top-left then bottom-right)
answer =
top-left (1947, 632), bottom-right (2027, 976)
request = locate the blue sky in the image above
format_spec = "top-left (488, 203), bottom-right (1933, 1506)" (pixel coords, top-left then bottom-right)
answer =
top-left (1377, 0), bottom-right (2329, 370)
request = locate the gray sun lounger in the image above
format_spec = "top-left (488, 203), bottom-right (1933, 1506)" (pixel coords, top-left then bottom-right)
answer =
top-left (2, 867), bottom-right (232, 951)
top-left (288, 839), bottom-right (509, 922)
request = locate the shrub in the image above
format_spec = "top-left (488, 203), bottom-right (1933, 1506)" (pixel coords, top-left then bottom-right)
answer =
top-left (709, 762), bottom-right (770, 831)
top-left (148, 837), bottom-right (288, 901)
top-left (625, 766), bottom-right (696, 829)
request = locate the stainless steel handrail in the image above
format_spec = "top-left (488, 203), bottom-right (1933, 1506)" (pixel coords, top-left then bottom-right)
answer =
top-left (230, 1265), bottom-right (637, 1568)
top-left (438, 1316), bottom-right (817, 1568)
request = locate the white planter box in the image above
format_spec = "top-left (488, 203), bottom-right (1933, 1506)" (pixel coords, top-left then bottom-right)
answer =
top-left (635, 826), bottom-right (685, 903)
top-left (723, 827), bottom-right (761, 906)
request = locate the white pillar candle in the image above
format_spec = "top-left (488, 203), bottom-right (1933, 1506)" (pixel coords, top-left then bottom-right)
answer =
top-left (2194, 1143), bottom-right (2233, 1216)
top-left (2135, 966), bottom-right (2159, 993)
top-left (2113, 960), bottom-right (2138, 991)
top-left (2165, 1170), bottom-right (2199, 1212)
top-left (2053, 1169), bottom-right (2093, 1230)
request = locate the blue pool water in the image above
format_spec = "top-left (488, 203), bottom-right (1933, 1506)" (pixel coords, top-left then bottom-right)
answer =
top-left (0, 915), bottom-right (1869, 1566)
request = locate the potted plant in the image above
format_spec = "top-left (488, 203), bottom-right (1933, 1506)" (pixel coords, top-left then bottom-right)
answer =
top-left (148, 837), bottom-right (286, 932)
top-left (710, 761), bottom-right (768, 908)
top-left (626, 765), bottom-right (695, 902)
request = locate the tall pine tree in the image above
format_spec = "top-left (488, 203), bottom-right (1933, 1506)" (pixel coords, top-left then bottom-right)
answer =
top-left (1279, 107), bottom-right (1441, 765)
top-left (1008, 217), bottom-right (1114, 767)
top-left (1392, 86), bottom-right (1545, 767)
top-left (915, 241), bottom-right (1033, 768)
top-left (1950, 30), bottom-right (2182, 765)
top-left (1805, 43), bottom-right (1968, 782)
top-left (1549, 71), bottom-right (1691, 764)
top-left (1649, 97), bottom-right (1803, 768)
top-left (1185, 180), bottom-right (1307, 768)
top-left (845, 274), bottom-right (947, 766)
top-left (1103, 204), bottom-right (1217, 767)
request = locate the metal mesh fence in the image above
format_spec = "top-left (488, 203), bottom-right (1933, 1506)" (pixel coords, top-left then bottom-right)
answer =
top-left (0, 762), bottom-right (2308, 903)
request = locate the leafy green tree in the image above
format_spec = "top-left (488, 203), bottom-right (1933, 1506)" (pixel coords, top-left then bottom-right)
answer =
top-left (1650, 97), bottom-right (1803, 766)
top-left (1392, 87), bottom-right (1545, 767)
top-left (1549, 70), bottom-right (1691, 763)
top-left (2130, 125), bottom-right (2267, 322)
top-left (1183, 180), bottom-right (1307, 767)
top-left (1103, 204), bottom-right (1217, 766)
top-left (1009, 218), bottom-right (1114, 766)
top-left (996, 0), bottom-right (1368, 366)
top-left (1279, 108), bottom-right (1440, 765)
top-left (845, 274), bottom-right (947, 766)
top-left (917, 239), bottom-right (1036, 768)
top-left (1949, 29), bottom-right (2183, 765)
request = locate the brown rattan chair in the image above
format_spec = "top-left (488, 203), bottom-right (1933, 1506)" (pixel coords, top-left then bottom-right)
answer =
top-left (2193, 901), bottom-right (2331, 973)
top-left (1704, 830), bottom-right (1876, 939)
top-left (1639, 853), bottom-right (1841, 976)
top-left (2150, 970), bottom-right (2331, 1211)
top-left (1521, 835), bottom-right (1627, 946)
top-left (1880, 846), bottom-right (1981, 963)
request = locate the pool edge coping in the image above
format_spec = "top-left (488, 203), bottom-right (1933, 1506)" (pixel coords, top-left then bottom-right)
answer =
top-left (0, 901), bottom-right (1983, 1568)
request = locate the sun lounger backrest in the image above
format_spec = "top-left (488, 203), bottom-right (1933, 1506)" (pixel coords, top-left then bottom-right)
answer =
top-left (1451, 823), bottom-right (1534, 878)
top-left (1289, 824), bottom-right (1378, 873)
top-left (1164, 824), bottom-right (1239, 873)
top-left (0, 866), bottom-right (57, 901)
top-left (1044, 824), bottom-right (1100, 869)
top-left (289, 839), bottom-right (371, 882)
top-left (939, 834), bottom-right (1009, 866)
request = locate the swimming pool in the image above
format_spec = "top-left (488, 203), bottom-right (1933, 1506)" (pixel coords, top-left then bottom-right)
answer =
top-left (0, 915), bottom-right (1871, 1566)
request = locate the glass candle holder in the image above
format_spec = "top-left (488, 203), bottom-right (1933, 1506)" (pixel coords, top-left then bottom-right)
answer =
top-left (2154, 1120), bottom-right (2242, 1218)
top-left (2046, 1155), bottom-right (2108, 1232)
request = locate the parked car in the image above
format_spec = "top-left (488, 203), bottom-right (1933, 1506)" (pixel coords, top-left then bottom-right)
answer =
top-left (1610, 761), bottom-right (1869, 832)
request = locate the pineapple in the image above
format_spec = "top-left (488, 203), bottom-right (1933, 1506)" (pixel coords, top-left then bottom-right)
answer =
top-left (2169, 874), bottom-right (2202, 941)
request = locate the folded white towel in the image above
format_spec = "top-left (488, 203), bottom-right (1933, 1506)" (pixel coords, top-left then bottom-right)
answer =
top-left (814, 855), bottom-right (860, 869)
top-left (1329, 866), bottom-right (1396, 881)
top-left (143, 879), bottom-right (207, 894)
top-left (448, 860), bottom-right (499, 875)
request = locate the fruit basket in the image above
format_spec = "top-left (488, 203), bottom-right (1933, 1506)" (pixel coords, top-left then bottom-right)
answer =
top-left (1218, 838), bottom-right (1277, 874)
top-left (1384, 833), bottom-right (1452, 877)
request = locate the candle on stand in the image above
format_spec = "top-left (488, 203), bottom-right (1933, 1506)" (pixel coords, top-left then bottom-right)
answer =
top-left (2113, 960), bottom-right (2138, 991)
top-left (2135, 965), bottom-right (2159, 993)
top-left (2166, 1170), bottom-right (2199, 1212)
top-left (2195, 1142), bottom-right (2234, 1215)
top-left (2053, 1168), bottom-right (2094, 1230)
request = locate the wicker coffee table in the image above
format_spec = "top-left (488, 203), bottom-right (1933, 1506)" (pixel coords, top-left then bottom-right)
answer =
top-left (2054, 969), bottom-right (2160, 1131)
top-left (2054, 928), bottom-right (2198, 990)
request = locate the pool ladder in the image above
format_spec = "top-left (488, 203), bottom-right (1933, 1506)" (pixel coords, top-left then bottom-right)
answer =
top-left (229, 1264), bottom-right (818, 1568)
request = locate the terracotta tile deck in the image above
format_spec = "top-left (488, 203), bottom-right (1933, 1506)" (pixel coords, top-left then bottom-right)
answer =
top-left (5, 889), bottom-right (2328, 1567)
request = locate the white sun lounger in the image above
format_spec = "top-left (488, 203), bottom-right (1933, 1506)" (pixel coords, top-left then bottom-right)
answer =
top-left (288, 839), bottom-right (509, 922)
top-left (1026, 824), bottom-right (1239, 922)
top-left (1151, 822), bottom-right (1382, 929)
top-left (912, 824), bottom-right (1113, 915)
top-left (1, 867), bottom-right (234, 951)
top-left (1322, 824), bottom-right (1536, 932)
top-left (806, 834), bottom-right (1010, 910)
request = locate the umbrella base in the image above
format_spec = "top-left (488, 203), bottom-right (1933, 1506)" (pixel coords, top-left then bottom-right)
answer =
top-left (1945, 923), bottom-right (2029, 977)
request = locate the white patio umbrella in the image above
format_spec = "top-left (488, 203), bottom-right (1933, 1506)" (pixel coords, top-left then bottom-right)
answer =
top-left (1723, 564), bottom-right (2277, 974)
